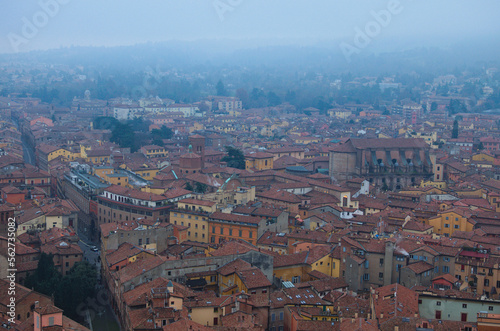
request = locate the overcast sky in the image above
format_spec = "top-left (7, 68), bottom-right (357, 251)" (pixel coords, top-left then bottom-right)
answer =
top-left (1, 0), bottom-right (499, 54)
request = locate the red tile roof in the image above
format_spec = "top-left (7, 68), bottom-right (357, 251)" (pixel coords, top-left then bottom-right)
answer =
top-left (373, 284), bottom-right (419, 325)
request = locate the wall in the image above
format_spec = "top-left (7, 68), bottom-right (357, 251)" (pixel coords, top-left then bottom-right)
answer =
top-left (104, 225), bottom-right (173, 252)
top-left (419, 296), bottom-right (500, 322)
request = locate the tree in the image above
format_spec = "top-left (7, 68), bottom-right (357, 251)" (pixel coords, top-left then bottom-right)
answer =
top-left (221, 146), bottom-right (245, 169)
top-left (185, 182), bottom-right (194, 191)
top-left (151, 125), bottom-right (173, 144)
top-left (452, 119), bottom-right (459, 139)
top-left (129, 117), bottom-right (151, 133)
top-left (235, 88), bottom-right (249, 108)
top-left (447, 99), bottom-right (466, 116)
top-left (267, 91), bottom-right (281, 107)
top-left (216, 80), bottom-right (226, 96)
top-left (430, 102), bottom-right (438, 111)
top-left (93, 116), bottom-right (118, 130)
top-left (111, 122), bottom-right (135, 151)
top-left (56, 261), bottom-right (97, 320)
top-left (478, 141), bottom-right (485, 151)
top-left (250, 88), bottom-right (267, 108)
top-left (151, 125), bottom-right (173, 139)
top-left (24, 253), bottom-right (61, 297)
top-left (195, 182), bottom-right (208, 194)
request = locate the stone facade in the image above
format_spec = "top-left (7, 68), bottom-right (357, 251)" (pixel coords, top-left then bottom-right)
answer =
top-left (329, 138), bottom-right (433, 190)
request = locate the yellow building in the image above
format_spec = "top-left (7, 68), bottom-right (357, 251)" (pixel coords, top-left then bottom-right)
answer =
top-left (41, 146), bottom-right (78, 163)
top-left (217, 259), bottom-right (271, 296)
top-left (405, 131), bottom-right (437, 146)
top-left (120, 163), bottom-right (159, 181)
top-left (189, 122), bottom-right (205, 133)
top-left (140, 145), bottom-right (168, 159)
top-left (245, 152), bottom-right (274, 171)
top-left (273, 245), bottom-right (340, 282)
top-left (486, 192), bottom-right (500, 212)
top-left (472, 152), bottom-right (495, 163)
top-left (141, 186), bottom-right (167, 195)
top-left (184, 297), bottom-right (226, 327)
top-left (105, 173), bottom-right (130, 187)
top-left (82, 147), bottom-right (111, 164)
top-left (427, 209), bottom-right (474, 237)
top-left (419, 180), bottom-right (447, 189)
top-left (169, 199), bottom-right (216, 243)
top-left (214, 124), bottom-right (235, 133)
top-left (16, 212), bottom-right (46, 236)
top-left (93, 166), bottom-right (115, 178)
top-left (135, 167), bottom-right (160, 181)
top-left (293, 136), bottom-right (321, 145)
top-left (267, 147), bottom-right (305, 160)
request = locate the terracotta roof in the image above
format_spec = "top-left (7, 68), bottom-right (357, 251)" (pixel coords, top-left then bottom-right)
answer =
top-left (237, 267), bottom-right (272, 289)
top-left (274, 251), bottom-right (308, 268)
top-left (162, 318), bottom-right (211, 331)
top-left (245, 152), bottom-right (274, 159)
top-left (178, 198), bottom-right (216, 207)
top-left (114, 255), bottom-right (166, 284)
top-left (35, 304), bottom-right (63, 315)
top-left (210, 212), bottom-right (261, 225)
top-left (431, 273), bottom-right (458, 284)
top-left (163, 187), bottom-right (192, 199)
top-left (41, 240), bottom-right (82, 256)
top-left (123, 277), bottom-right (194, 307)
top-left (218, 259), bottom-right (252, 276)
top-left (209, 240), bottom-right (258, 257)
top-left (105, 242), bottom-right (146, 266)
top-left (373, 284), bottom-right (419, 325)
top-left (257, 189), bottom-right (302, 203)
top-left (298, 276), bottom-right (348, 292)
top-left (406, 261), bottom-right (434, 274)
top-left (340, 318), bottom-right (378, 331)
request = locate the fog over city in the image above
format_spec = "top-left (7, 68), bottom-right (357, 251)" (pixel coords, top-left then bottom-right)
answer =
top-left (2, 0), bottom-right (500, 54)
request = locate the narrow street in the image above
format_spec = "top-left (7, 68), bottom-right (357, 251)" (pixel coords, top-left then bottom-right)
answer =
top-left (78, 232), bottom-right (121, 331)
top-left (11, 117), bottom-right (36, 166)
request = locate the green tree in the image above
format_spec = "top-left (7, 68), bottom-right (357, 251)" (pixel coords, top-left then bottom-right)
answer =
top-left (267, 91), bottom-right (281, 107)
top-left (151, 125), bottom-right (173, 140)
top-left (221, 146), bottom-right (245, 169)
top-left (56, 261), bottom-right (97, 320)
top-left (111, 122), bottom-right (135, 151)
top-left (129, 117), bottom-right (151, 133)
top-left (235, 88), bottom-right (249, 108)
top-left (24, 253), bottom-right (61, 297)
top-left (478, 141), bottom-right (485, 151)
top-left (447, 99), bottom-right (466, 116)
top-left (216, 80), bottom-right (226, 96)
top-left (185, 182), bottom-right (194, 191)
top-left (195, 182), bottom-right (208, 194)
top-left (93, 116), bottom-right (119, 130)
top-left (430, 102), bottom-right (438, 111)
top-left (452, 119), bottom-right (459, 139)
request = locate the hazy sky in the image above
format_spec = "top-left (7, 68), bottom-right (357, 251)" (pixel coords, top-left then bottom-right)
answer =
top-left (1, 0), bottom-right (499, 54)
